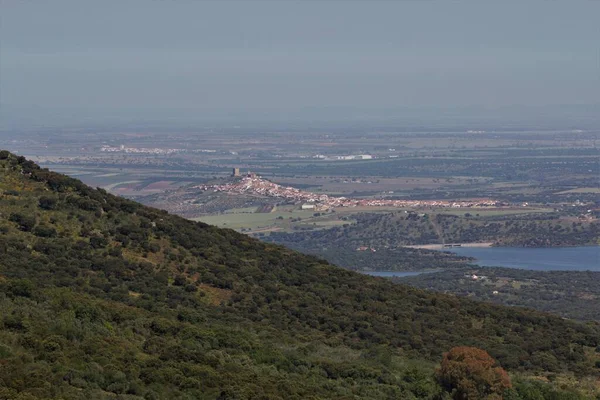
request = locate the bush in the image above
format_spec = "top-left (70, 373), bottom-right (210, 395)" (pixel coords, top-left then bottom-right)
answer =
top-left (90, 236), bottom-right (109, 249)
top-left (7, 279), bottom-right (35, 298)
top-left (38, 196), bottom-right (58, 210)
top-left (9, 212), bottom-right (36, 232)
top-left (33, 224), bottom-right (57, 238)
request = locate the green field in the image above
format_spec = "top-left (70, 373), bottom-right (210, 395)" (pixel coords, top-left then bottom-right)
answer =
top-left (193, 207), bottom-right (322, 230)
top-left (192, 204), bottom-right (552, 234)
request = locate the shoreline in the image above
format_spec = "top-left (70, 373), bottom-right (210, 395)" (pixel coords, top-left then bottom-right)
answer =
top-left (404, 242), bottom-right (494, 250)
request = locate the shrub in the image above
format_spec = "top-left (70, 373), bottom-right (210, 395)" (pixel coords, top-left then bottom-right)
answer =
top-left (38, 195), bottom-right (58, 210)
top-left (9, 212), bottom-right (36, 232)
top-left (33, 224), bottom-right (57, 238)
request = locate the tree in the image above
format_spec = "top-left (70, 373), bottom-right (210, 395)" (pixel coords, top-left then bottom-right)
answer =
top-left (437, 346), bottom-right (511, 400)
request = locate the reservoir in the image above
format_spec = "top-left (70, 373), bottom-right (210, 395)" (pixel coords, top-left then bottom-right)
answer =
top-left (448, 246), bottom-right (599, 271)
top-left (364, 246), bottom-right (599, 277)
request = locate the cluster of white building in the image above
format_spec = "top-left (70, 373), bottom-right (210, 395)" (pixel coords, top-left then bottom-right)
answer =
top-left (334, 154), bottom-right (373, 160)
top-left (100, 145), bottom-right (184, 155)
top-left (309, 154), bottom-right (373, 160)
top-left (100, 145), bottom-right (219, 155)
top-left (197, 176), bottom-right (508, 211)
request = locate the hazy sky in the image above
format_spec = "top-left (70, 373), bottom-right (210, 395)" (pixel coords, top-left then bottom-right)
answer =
top-left (1, 1), bottom-right (599, 126)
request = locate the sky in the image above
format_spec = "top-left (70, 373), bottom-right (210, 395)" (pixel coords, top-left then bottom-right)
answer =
top-left (1, 1), bottom-right (599, 127)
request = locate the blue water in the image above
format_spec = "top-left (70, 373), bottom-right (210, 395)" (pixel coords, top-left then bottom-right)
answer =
top-left (364, 246), bottom-right (599, 277)
top-left (448, 246), bottom-right (599, 271)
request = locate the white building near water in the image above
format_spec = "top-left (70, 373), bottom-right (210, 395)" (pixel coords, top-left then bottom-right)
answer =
top-left (334, 154), bottom-right (373, 160)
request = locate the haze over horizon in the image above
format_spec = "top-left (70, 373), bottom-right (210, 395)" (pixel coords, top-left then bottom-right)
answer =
top-left (1, 1), bottom-right (599, 128)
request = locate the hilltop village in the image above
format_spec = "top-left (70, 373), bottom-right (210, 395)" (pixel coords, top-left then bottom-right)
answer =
top-left (196, 173), bottom-right (511, 211)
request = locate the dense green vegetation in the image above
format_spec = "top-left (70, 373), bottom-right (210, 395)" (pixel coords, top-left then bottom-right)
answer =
top-left (399, 268), bottom-right (600, 322)
top-left (266, 211), bottom-right (599, 271)
top-left (1, 151), bottom-right (599, 399)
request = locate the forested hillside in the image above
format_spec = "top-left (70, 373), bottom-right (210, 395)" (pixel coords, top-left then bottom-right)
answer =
top-left (1, 151), bottom-right (599, 399)
top-left (400, 268), bottom-right (600, 322)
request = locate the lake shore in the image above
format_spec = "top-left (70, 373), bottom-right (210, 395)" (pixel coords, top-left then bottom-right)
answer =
top-left (404, 242), bottom-right (494, 250)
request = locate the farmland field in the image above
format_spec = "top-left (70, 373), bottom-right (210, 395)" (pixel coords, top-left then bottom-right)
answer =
top-left (193, 207), bottom-right (323, 231)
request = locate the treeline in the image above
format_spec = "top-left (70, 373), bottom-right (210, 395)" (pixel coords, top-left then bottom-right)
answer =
top-left (1, 151), bottom-right (599, 399)
top-left (267, 211), bottom-right (599, 256)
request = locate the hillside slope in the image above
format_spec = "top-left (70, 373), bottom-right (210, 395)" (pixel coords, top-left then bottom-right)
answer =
top-left (1, 151), bottom-right (599, 399)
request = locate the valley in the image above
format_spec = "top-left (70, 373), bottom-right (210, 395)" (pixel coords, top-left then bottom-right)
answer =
top-left (1, 152), bottom-right (599, 399)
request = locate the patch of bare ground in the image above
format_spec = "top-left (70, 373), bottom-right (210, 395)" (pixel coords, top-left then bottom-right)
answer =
top-left (198, 284), bottom-right (233, 306)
